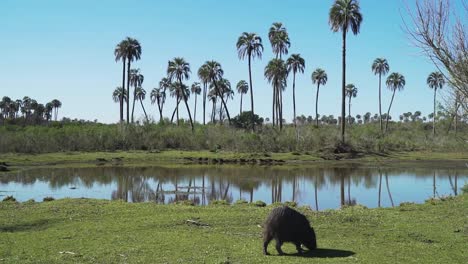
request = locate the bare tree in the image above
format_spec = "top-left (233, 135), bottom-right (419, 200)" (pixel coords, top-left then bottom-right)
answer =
top-left (403, 0), bottom-right (468, 111)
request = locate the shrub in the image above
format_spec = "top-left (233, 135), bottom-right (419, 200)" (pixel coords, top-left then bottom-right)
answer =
top-left (43, 197), bottom-right (55, 202)
top-left (2, 196), bottom-right (16, 202)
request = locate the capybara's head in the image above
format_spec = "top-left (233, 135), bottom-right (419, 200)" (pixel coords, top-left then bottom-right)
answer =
top-left (302, 228), bottom-right (317, 250)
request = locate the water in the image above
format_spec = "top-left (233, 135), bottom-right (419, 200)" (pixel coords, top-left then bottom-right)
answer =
top-left (1, 165), bottom-right (467, 210)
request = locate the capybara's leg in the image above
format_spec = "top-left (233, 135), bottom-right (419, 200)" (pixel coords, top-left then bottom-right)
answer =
top-left (275, 238), bottom-right (284, 255)
top-left (295, 242), bottom-right (303, 254)
top-left (263, 234), bottom-right (272, 255)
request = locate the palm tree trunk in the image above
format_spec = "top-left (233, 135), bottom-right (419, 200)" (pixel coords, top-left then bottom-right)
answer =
top-left (194, 94), bottom-right (197, 123)
top-left (433, 171), bottom-right (436, 198)
top-left (158, 100), bottom-right (163, 122)
top-left (248, 53), bottom-right (254, 131)
top-left (131, 86), bottom-right (137, 123)
top-left (292, 72), bottom-right (297, 128)
top-left (348, 97), bottom-right (352, 125)
top-left (341, 30), bottom-right (347, 143)
top-left (171, 98), bottom-right (181, 123)
top-left (378, 73), bottom-right (382, 132)
top-left (178, 78), bottom-right (194, 131)
top-left (279, 88), bottom-right (283, 130)
top-left (139, 99), bottom-right (148, 122)
top-left (126, 60), bottom-right (131, 124)
top-left (120, 60), bottom-right (126, 122)
top-left (433, 88), bottom-right (436, 135)
top-left (240, 93), bottom-right (243, 115)
top-left (316, 84), bottom-right (320, 127)
top-left (272, 86), bottom-right (276, 126)
top-left (213, 81), bottom-right (231, 124)
top-left (385, 90), bottom-right (396, 133)
top-left (203, 83), bottom-right (207, 125)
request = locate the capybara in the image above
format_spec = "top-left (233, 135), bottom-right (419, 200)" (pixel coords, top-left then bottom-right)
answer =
top-left (263, 206), bottom-right (317, 255)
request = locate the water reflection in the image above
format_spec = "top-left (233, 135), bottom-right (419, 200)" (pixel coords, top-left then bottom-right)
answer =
top-left (1, 165), bottom-right (467, 210)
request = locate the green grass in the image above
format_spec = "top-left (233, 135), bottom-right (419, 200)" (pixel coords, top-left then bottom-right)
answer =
top-left (0, 196), bottom-right (466, 263)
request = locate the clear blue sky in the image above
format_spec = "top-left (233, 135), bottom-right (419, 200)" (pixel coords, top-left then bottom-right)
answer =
top-left (0, 0), bottom-right (448, 123)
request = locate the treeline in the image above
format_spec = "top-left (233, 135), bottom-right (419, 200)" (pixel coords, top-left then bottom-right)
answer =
top-left (0, 120), bottom-right (466, 154)
top-left (0, 96), bottom-right (62, 125)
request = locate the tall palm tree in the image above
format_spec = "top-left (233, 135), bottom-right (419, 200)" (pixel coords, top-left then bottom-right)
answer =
top-left (269, 23), bottom-right (290, 126)
top-left (329, 0), bottom-right (363, 142)
top-left (150, 87), bottom-right (165, 122)
top-left (427, 72), bottom-right (445, 135)
top-left (212, 78), bottom-right (232, 122)
top-left (197, 65), bottom-right (210, 125)
top-left (113, 87), bottom-right (127, 120)
top-left (134, 87), bottom-right (148, 122)
top-left (286, 54), bottom-right (305, 127)
top-left (45, 102), bottom-right (53, 122)
top-left (129, 68), bottom-right (144, 123)
top-left (236, 80), bottom-right (249, 115)
top-left (236, 32), bottom-right (263, 131)
top-left (345, 84), bottom-right (358, 124)
top-left (202, 61), bottom-right (231, 124)
top-left (114, 40), bottom-right (129, 122)
top-left (152, 77), bottom-right (170, 122)
top-left (167, 57), bottom-right (194, 131)
top-left (123, 37), bottom-right (142, 124)
top-left (51, 99), bottom-right (62, 121)
top-left (311, 68), bottom-right (328, 127)
top-left (264, 59), bottom-right (288, 130)
top-left (372, 58), bottom-right (390, 132)
top-left (385, 72), bottom-right (406, 133)
top-left (191, 82), bottom-right (202, 123)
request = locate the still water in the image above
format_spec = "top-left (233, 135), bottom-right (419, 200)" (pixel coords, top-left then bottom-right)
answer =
top-left (1, 165), bottom-right (467, 210)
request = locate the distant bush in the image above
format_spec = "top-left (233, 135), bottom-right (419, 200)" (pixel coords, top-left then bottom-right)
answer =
top-left (43, 197), bottom-right (55, 202)
top-left (210, 200), bottom-right (229, 206)
top-left (2, 196), bottom-right (16, 202)
top-left (253, 200), bottom-right (267, 207)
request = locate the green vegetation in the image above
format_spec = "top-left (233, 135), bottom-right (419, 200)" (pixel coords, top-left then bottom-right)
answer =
top-left (0, 195), bottom-right (466, 263)
top-left (0, 121), bottom-right (466, 155)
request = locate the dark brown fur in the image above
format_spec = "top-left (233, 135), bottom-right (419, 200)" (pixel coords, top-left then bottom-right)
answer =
top-left (263, 206), bottom-right (317, 255)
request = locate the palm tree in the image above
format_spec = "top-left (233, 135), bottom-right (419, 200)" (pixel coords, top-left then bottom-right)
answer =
top-left (212, 78), bottom-right (232, 122)
top-left (113, 87), bottom-right (127, 120)
top-left (191, 82), bottom-right (202, 123)
top-left (236, 80), bottom-right (249, 115)
top-left (123, 37), bottom-right (142, 124)
top-left (150, 87), bottom-right (165, 122)
top-left (311, 68), bottom-right (328, 127)
top-left (135, 87), bottom-right (148, 122)
top-left (372, 58), bottom-right (390, 132)
top-left (169, 82), bottom-right (189, 125)
top-left (197, 65), bottom-right (210, 125)
top-left (45, 102), bottom-right (53, 121)
top-left (427, 72), bottom-right (445, 135)
top-left (385, 72), bottom-right (406, 133)
top-left (345, 84), bottom-right (358, 124)
top-left (114, 40), bottom-right (129, 122)
top-left (51, 99), bottom-right (62, 121)
top-left (236, 32), bottom-right (263, 131)
top-left (202, 61), bottom-right (231, 124)
top-left (151, 77), bottom-right (170, 122)
top-left (130, 68), bottom-right (144, 123)
top-left (329, 0), bottom-right (363, 142)
top-left (167, 57), bottom-right (194, 131)
top-left (264, 59), bottom-right (288, 130)
top-left (269, 23), bottom-right (290, 126)
top-left (286, 54), bottom-right (305, 128)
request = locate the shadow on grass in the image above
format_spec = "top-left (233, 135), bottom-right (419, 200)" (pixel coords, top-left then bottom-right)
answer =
top-left (286, 248), bottom-right (355, 258)
top-left (0, 219), bottom-right (54, 233)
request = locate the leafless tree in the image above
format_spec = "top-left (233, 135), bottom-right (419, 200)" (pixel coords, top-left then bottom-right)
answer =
top-left (403, 0), bottom-right (468, 112)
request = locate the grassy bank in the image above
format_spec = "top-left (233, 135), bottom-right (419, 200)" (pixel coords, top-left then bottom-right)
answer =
top-left (0, 195), bottom-right (466, 263)
top-left (1, 150), bottom-right (468, 173)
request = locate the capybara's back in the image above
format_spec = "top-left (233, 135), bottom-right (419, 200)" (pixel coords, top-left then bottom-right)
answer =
top-left (263, 206), bottom-right (316, 255)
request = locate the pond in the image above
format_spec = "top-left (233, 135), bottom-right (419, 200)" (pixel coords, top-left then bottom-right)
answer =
top-left (1, 164), bottom-right (467, 210)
